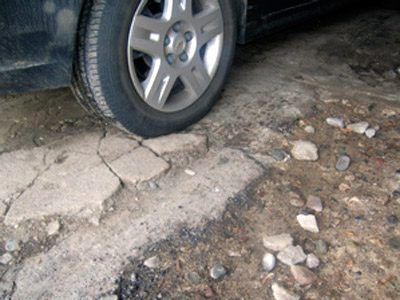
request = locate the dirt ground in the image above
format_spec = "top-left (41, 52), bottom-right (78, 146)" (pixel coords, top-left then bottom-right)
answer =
top-left (0, 6), bottom-right (399, 300)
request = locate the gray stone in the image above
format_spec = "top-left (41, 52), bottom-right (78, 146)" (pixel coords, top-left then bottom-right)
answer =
top-left (297, 214), bottom-right (319, 233)
top-left (315, 240), bottom-right (328, 254)
top-left (304, 126), bottom-right (315, 134)
top-left (306, 253), bottom-right (320, 269)
top-left (107, 147), bottom-right (170, 187)
top-left (210, 263), bottom-right (227, 280)
top-left (0, 253), bottom-right (13, 265)
top-left (347, 122), bottom-right (369, 134)
top-left (290, 265), bottom-right (317, 286)
top-left (143, 256), bottom-right (160, 269)
top-left (271, 283), bottom-right (300, 300)
top-left (277, 245), bottom-right (307, 266)
top-left (262, 253), bottom-right (276, 272)
top-left (143, 134), bottom-right (208, 157)
top-left (336, 155), bottom-right (351, 172)
top-left (270, 149), bottom-right (291, 162)
top-left (291, 140), bottom-right (319, 161)
top-left (365, 128), bottom-right (376, 138)
top-left (263, 234), bottom-right (294, 252)
top-left (5, 152), bottom-right (121, 226)
top-left (187, 272), bottom-right (202, 284)
top-left (306, 195), bottom-right (323, 212)
top-left (326, 117), bottom-right (345, 128)
top-left (5, 240), bottom-right (20, 252)
top-left (12, 149), bottom-right (263, 299)
top-left (46, 220), bottom-right (61, 236)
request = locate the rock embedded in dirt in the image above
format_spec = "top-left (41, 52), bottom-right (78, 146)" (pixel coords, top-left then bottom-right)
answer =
top-left (270, 149), bottom-right (291, 162)
top-left (296, 214), bottom-right (319, 233)
top-left (387, 215), bottom-right (398, 226)
top-left (291, 140), bottom-right (319, 161)
top-left (365, 128), bottom-right (376, 138)
top-left (46, 220), bottom-right (61, 236)
top-left (210, 263), bottom-right (227, 280)
top-left (5, 239), bottom-right (20, 252)
top-left (336, 155), bottom-right (351, 172)
top-left (306, 253), bottom-right (320, 269)
top-left (304, 126), bottom-right (316, 134)
top-left (0, 253), bottom-right (13, 265)
top-left (290, 265), bottom-right (317, 286)
top-left (388, 237), bottom-right (400, 250)
top-left (262, 253), bottom-right (276, 272)
top-left (263, 234), bottom-right (294, 252)
top-left (289, 192), bottom-right (305, 208)
top-left (315, 240), bottom-right (328, 254)
top-left (277, 245), bottom-right (307, 266)
top-left (271, 283), bottom-right (300, 300)
top-left (143, 256), bottom-right (160, 269)
top-left (326, 117), bottom-right (345, 128)
top-left (347, 122), bottom-right (369, 134)
top-left (306, 195), bottom-right (323, 212)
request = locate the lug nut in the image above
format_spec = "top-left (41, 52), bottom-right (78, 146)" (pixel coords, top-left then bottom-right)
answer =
top-left (164, 36), bottom-right (171, 46)
top-left (179, 52), bottom-right (188, 62)
top-left (167, 54), bottom-right (175, 64)
top-left (184, 31), bottom-right (193, 42)
top-left (172, 22), bottom-right (181, 32)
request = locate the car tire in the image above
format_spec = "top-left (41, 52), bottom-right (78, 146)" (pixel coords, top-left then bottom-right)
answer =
top-left (72, 0), bottom-right (236, 137)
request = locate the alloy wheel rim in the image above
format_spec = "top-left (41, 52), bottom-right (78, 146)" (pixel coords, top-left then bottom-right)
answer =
top-left (127, 0), bottom-right (224, 112)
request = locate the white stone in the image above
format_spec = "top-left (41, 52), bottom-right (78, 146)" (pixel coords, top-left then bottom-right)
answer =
top-left (291, 140), bottom-right (319, 161)
top-left (143, 256), bottom-right (160, 269)
top-left (46, 220), bottom-right (61, 236)
top-left (108, 147), bottom-right (170, 186)
top-left (326, 117), bottom-right (345, 128)
top-left (271, 283), bottom-right (300, 300)
top-left (304, 126), bottom-right (315, 134)
top-left (306, 195), bottom-right (323, 212)
top-left (277, 245), bottom-right (307, 266)
top-left (0, 253), bottom-right (13, 265)
top-left (184, 169), bottom-right (196, 176)
top-left (365, 128), bottom-right (376, 138)
top-left (297, 214), bottom-right (319, 233)
top-left (306, 253), bottom-right (320, 269)
top-left (262, 253), bottom-right (276, 272)
top-left (263, 234), bottom-right (294, 252)
top-left (347, 122), bottom-right (369, 134)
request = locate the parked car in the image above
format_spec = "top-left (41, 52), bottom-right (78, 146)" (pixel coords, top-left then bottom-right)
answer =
top-left (0, 0), bottom-right (392, 137)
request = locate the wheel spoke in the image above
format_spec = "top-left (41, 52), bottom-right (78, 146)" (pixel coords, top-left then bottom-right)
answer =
top-left (164, 0), bottom-right (193, 20)
top-left (143, 60), bottom-right (177, 109)
top-left (129, 34), bottom-right (162, 58)
top-left (180, 56), bottom-right (210, 97)
top-left (134, 15), bottom-right (165, 35)
top-left (195, 8), bottom-right (223, 46)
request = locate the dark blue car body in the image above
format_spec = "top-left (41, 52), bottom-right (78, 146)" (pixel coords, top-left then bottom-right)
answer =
top-left (0, 0), bottom-right (346, 94)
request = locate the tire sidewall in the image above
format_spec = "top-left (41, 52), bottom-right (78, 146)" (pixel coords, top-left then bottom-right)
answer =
top-left (90, 0), bottom-right (236, 137)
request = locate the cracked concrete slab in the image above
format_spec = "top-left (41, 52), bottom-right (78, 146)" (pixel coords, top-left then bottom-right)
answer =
top-left (12, 148), bottom-right (263, 299)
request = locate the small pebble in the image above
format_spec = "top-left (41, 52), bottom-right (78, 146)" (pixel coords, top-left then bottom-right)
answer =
top-left (277, 245), bottom-right (307, 266)
top-left (262, 253), bottom-right (276, 272)
top-left (289, 192), bottom-right (305, 208)
top-left (184, 169), bottom-right (196, 176)
top-left (5, 240), bottom-right (20, 252)
top-left (263, 233), bottom-right (294, 252)
top-left (347, 122), bottom-right (369, 134)
top-left (143, 256), bottom-right (160, 269)
top-left (46, 220), bottom-right (61, 236)
top-left (306, 195), bottom-right (323, 212)
top-left (290, 265), bottom-right (317, 286)
top-left (336, 155), bottom-right (351, 172)
top-left (0, 253), bottom-right (13, 265)
top-left (365, 128), bottom-right (376, 138)
top-left (271, 283), bottom-right (300, 300)
top-left (388, 237), bottom-right (400, 250)
top-left (306, 253), bottom-right (320, 269)
top-left (210, 263), bottom-right (227, 280)
top-left (291, 140), bottom-right (319, 161)
top-left (297, 214), bottom-right (319, 233)
top-left (315, 240), bottom-right (328, 254)
top-left (304, 126), bottom-right (315, 134)
top-left (387, 215), bottom-right (398, 226)
top-left (270, 149), bottom-right (291, 162)
top-left (392, 190), bottom-right (400, 199)
top-left (326, 117), bottom-right (345, 128)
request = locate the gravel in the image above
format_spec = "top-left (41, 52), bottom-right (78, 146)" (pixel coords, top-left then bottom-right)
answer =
top-left (271, 283), bottom-right (300, 300)
top-left (0, 253), bottom-right (13, 265)
top-left (290, 265), bottom-right (317, 286)
top-left (315, 240), bottom-right (328, 254)
top-left (306, 195), bottom-right (323, 212)
top-left (277, 245), bottom-right (307, 266)
top-left (46, 220), bottom-right (61, 236)
top-left (262, 253), bottom-right (276, 272)
top-left (5, 239), bottom-right (20, 252)
top-left (296, 214), bottom-right (319, 233)
top-left (326, 117), bottom-right (345, 128)
top-left (143, 256), bottom-right (160, 269)
top-left (291, 140), bottom-right (319, 161)
top-left (347, 122), bottom-right (369, 134)
top-left (263, 233), bottom-right (294, 252)
top-left (210, 263), bottom-right (227, 280)
top-left (270, 149), bottom-right (291, 162)
top-left (365, 128), bottom-right (376, 138)
top-left (336, 155), bottom-right (351, 172)
top-left (306, 253), bottom-right (320, 269)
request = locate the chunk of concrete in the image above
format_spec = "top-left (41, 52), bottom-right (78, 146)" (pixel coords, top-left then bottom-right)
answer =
top-left (143, 134), bottom-right (207, 157)
top-left (99, 133), bottom-right (139, 162)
